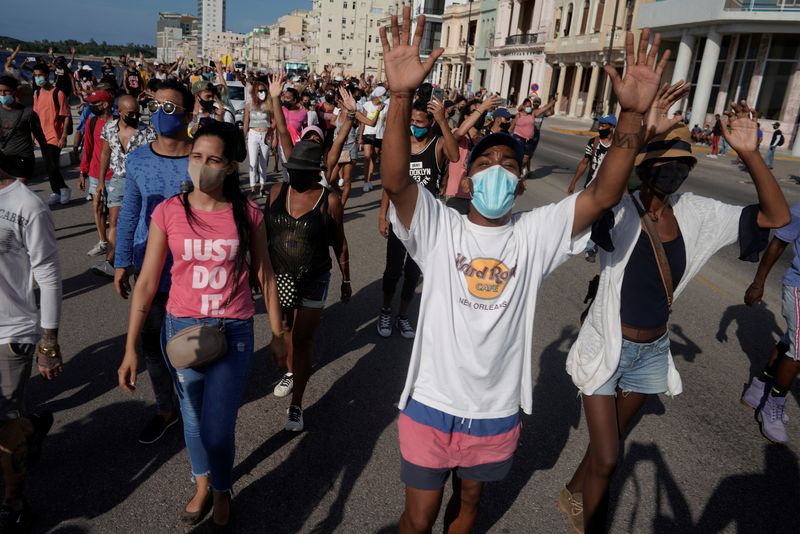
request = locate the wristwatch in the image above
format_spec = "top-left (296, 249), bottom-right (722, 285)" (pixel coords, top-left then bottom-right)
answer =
top-left (38, 344), bottom-right (60, 359)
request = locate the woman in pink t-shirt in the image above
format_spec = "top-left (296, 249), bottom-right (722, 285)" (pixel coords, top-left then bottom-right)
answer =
top-left (120, 122), bottom-right (286, 528)
top-left (511, 96), bottom-right (557, 174)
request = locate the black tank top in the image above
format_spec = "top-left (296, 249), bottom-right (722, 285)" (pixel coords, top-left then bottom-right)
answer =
top-left (267, 184), bottom-right (333, 281)
top-left (409, 136), bottom-right (444, 196)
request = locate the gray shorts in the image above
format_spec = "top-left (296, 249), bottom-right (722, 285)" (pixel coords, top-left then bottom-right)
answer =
top-left (106, 176), bottom-right (125, 208)
top-left (0, 343), bottom-right (35, 421)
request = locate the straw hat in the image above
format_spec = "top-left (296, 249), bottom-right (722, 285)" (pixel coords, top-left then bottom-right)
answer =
top-left (635, 123), bottom-right (697, 167)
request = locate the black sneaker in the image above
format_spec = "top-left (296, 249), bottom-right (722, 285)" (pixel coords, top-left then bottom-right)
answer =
top-left (138, 414), bottom-right (179, 445)
top-left (26, 412), bottom-right (54, 469)
top-left (0, 500), bottom-right (34, 533)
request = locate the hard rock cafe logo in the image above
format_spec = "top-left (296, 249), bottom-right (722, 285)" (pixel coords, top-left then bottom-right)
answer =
top-left (455, 253), bottom-right (516, 300)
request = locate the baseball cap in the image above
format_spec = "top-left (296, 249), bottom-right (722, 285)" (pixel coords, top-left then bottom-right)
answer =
top-left (370, 86), bottom-right (387, 99)
top-left (493, 108), bottom-right (512, 119)
top-left (81, 65), bottom-right (92, 71)
top-left (598, 115), bottom-right (617, 127)
top-left (84, 90), bottom-right (114, 104)
top-left (467, 132), bottom-right (524, 171)
top-left (191, 79), bottom-right (215, 95)
top-left (300, 125), bottom-right (325, 142)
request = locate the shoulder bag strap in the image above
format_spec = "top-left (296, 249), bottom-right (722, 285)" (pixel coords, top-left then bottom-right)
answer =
top-left (0, 108), bottom-right (27, 150)
top-left (630, 193), bottom-right (674, 313)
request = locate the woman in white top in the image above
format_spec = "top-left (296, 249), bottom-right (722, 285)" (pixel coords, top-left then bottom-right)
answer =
top-left (243, 77), bottom-right (273, 197)
top-left (560, 104), bottom-right (790, 534)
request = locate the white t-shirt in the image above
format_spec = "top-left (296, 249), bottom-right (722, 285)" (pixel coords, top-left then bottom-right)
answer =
top-left (376, 99), bottom-right (389, 139)
top-left (389, 185), bottom-right (588, 418)
top-left (362, 100), bottom-right (382, 136)
top-left (306, 109), bottom-right (319, 127)
top-left (0, 180), bottom-right (62, 344)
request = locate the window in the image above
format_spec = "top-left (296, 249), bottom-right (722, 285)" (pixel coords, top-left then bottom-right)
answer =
top-left (344, 1), bottom-right (347, 6)
top-left (593, 0), bottom-right (605, 33)
top-left (342, 17), bottom-right (347, 24)
top-left (468, 20), bottom-right (477, 45)
top-left (757, 35), bottom-right (799, 120)
top-left (579, 0), bottom-right (590, 35)
top-left (725, 34), bottom-right (760, 107)
top-left (326, 48), bottom-right (330, 53)
top-left (564, 3), bottom-right (574, 37)
top-left (554, 7), bottom-right (562, 38)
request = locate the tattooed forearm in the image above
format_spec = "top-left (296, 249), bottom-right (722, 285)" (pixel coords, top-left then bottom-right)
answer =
top-left (612, 130), bottom-right (645, 149)
top-left (136, 306), bottom-right (149, 315)
top-left (40, 328), bottom-right (58, 348)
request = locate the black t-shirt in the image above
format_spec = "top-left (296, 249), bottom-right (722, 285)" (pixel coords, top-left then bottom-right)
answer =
top-left (101, 64), bottom-right (116, 78)
top-left (126, 69), bottom-right (142, 95)
top-left (0, 106), bottom-right (41, 158)
top-left (53, 66), bottom-right (73, 96)
top-left (712, 119), bottom-right (722, 136)
top-left (584, 137), bottom-right (610, 188)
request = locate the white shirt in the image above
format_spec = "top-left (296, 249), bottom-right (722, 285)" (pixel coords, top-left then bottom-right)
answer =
top-left (389, 185), bottom-right (588, 418)
top-left (567, 191), bottom-right (743, 396)
top-left (0, 180), bottom-right (62, 344)
top-left (362, 100), bottom-right (382, 136)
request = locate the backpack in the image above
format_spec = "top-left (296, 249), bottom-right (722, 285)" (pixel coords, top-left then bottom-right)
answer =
top-left (35, 86), bottom-right (73, 136)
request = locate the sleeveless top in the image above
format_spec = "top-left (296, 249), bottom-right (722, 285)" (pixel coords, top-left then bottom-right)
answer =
top-left (267, 183), bottom-right (333, 282)
top-left (514, 113), bottom-right (535, 140)
top-left (249, 107), bottom-right (270, 130)
top-left (409, 136), bottom-right (444, 196)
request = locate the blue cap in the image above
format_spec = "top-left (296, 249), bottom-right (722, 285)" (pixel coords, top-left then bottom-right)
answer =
top-left (493, 107), bottom-right (513, 119)
top-left (598, 115), bottom-right (617, 126)
top-left (467, 133), bottom-right (524, 171)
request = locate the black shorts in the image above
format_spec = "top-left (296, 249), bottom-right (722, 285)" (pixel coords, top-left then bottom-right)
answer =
top-left (362, 134), bottom-right (382, 148)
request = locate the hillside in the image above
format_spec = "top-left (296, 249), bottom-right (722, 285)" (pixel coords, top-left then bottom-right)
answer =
top-left (0, 35), bottom-right (155, 59)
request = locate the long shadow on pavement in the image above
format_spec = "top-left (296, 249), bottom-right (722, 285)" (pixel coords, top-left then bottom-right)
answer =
top-left (231, 279), bottom-right (414, 533)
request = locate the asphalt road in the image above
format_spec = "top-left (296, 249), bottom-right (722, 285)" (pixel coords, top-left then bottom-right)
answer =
top-left (18, 126), bottom-right (800, 534)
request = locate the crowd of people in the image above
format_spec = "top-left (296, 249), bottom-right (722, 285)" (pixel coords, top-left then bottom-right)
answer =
top-left (0, 6), bottom-right (797, 533)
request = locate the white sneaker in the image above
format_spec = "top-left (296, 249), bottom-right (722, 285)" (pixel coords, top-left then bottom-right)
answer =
top-left (285, 405), bottom-right (304, 432)
top-left (337, 178), bottom-right (344, 188)
top-left (92, 260), bottom-right (116, 277)
top-left (85, 194), bottom-right (92, 201)
top-left (362, 182), bottom-right (370, 192)
top-left (47, 193), bottom-right (60, 206)
top-left (60, 187), bottom-right (71, 204)
top-left (274, 373), bottom-right (294, 398)
top-left (87, 241), bottom-right (108, 257)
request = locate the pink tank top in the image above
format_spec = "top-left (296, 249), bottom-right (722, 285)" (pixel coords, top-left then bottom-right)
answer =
top-left (514, 114), bottom-right (535, 141)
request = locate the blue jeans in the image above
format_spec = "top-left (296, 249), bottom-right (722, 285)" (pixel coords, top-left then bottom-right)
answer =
top-left (161, 313), bottom-right (254, 491)
top-left (766, 147), bottom-right (776, 168)
top-left (592, 332), bottom-right (670, 395)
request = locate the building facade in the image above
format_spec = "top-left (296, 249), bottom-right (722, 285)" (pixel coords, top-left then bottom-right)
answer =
top-left (543, 0), bottom-right (641, 118)
top-left (308, 0), bottom-right (396, 76)
top-left (205, 31), bottom-right (245, 64)
top-left (489, 0), bottom-right (555, 107)
top-left (438, 1), bottom-right (499, 93)
top-left (156, 12), bottom-right (199, 63)
top-left (473, 0), bottom-right (498, 91)
top-left (198, 0), bottom-right (226, 59)
top-left (638, 0), bottom-right (800, 155)
top-left (242, 27), bottom-right (271, 70)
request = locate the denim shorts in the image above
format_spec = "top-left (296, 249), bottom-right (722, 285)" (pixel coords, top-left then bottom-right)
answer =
top-left (592, 332), bottom-right (670, 395)
top-left (780, 285), bottom-right (800, 361)
top-left (298, 271), bottom-right (331, 309)
top-left (513, 134), bottom-right (535, 157)
top-left (88, 176), bottom-right (100, 196)
top-left (106, 176), bottom-right (125, 208)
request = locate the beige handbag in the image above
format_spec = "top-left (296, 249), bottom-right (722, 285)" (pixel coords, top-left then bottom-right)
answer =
top-left (165, 322), bottom-right (227, 370)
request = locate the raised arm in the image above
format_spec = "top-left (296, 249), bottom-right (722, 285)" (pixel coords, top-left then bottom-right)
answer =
top-left (428, 98), bottom-right (459, 163)
top-left (378, 6), bottom-right (443, 228)
top-left (326, 86), bottom-right (357, 174)
top-left (533, 98), bottom-right (556, 118)
top-left (722, 103), bottom-right (790, 229)
top-left (573, 29), bottom-right (683, 236)
top-left (268, 73), bottom-right (294, 158)
top-left (454, 95), bottom-right (500, 141)
top-left (4, 45), bottom-right (20, 72)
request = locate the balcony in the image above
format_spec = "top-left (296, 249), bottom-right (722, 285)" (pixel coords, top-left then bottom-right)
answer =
top-left (505, 33), bottom-right (539, 46)
top-left (724, 0), bottom-right (800, 10)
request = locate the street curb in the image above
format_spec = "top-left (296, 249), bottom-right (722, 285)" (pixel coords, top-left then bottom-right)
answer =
top-left (551, 127), bottom-right (800, 162)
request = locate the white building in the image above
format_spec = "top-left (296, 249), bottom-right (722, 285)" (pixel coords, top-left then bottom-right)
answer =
top-left (638, 0), bottom-right (800, 155)
top-left (156, 12), bottom-right (199, 63)
top-left (489, 0), bottom-right (555, 106)
top-left (308, 0), bottom-right (396, 76)
top-left (412, 0), bottom-right (447, 82)
top-left (206, 31), bottom-right (246, 64)
top-left (198, 0), bottom-right (226, 59)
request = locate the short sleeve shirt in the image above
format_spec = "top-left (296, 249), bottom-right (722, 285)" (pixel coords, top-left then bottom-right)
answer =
top-left (151, 196), bottom-right (263, 319)
top-left (775, 202), bottom-right (800, 288)
top-left (584, 137), bottom-right (610, 188)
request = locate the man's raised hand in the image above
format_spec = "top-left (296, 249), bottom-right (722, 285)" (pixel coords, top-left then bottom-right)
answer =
top-left (606, 29), bottom-right (671, 115)
top-left (379, 5), bottom-right (443, 96)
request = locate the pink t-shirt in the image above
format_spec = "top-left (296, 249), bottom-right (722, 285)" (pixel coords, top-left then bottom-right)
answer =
top-left (283, 107), bottom-right (308, 143)
top-left (514, 113), bottom-right (535, 140)
top-left (151, 196), bottom-right (264, 320)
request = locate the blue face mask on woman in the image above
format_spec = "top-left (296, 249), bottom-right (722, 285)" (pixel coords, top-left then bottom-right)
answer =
top-left (0, 95), bottom-right (14, 106)
top-left (470, 165), bottom-right (519, 220)
top-left (151, 108), bottom-right (185, 136)
top-left (34, 76), bottom-right (47, 86)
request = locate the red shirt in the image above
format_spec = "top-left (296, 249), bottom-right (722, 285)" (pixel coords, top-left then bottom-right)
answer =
top-left (80, 116), bottom-right (113, 180)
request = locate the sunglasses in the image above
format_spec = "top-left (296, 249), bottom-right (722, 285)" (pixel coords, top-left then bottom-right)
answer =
top-left (147, 100), bottom-right (183, 115)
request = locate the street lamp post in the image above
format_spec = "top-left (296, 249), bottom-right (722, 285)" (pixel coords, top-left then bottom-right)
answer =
top-left (462, 0), bottom-right (473, 95)
top-left (363, 0), bottom-right (372, 75)
top-left (594, 0), bottom-right (621, 123)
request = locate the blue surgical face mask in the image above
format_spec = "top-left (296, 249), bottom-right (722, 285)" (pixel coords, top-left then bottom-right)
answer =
top-left (0, 95), bottom-right (14, 106)
top-left (470, 165), bottom-right (519, 220)
top-left (410, 125), bottom-right (428, 139)
top-left (150, 108), bottom-right (185, 136)
top-left (524, 107), bottom-right (532, 113)
top-left (34, 76), bottom-right (47, 86)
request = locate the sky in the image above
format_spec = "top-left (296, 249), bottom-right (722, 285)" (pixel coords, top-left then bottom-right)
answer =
top-left (0, 0), bottom-right (311, 45)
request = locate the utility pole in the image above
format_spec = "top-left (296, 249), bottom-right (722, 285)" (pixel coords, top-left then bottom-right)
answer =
top-left (462, 0), bottom-right (474, 94)
top-left (595, 0), bottom-right (621, 121)
top-left (363, 0), bottom-right (372, 75)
